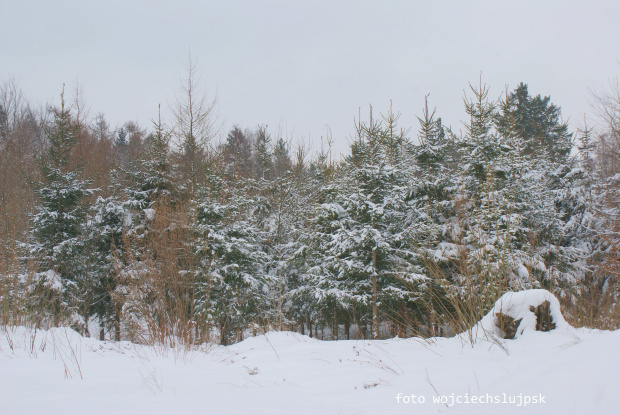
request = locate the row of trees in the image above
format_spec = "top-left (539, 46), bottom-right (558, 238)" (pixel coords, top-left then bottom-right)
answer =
top-left (1, 74), bottom-right (619, 345)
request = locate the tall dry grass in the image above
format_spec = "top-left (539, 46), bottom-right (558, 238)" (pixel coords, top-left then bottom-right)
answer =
top-left (115, 200), bottom-right (211, 352)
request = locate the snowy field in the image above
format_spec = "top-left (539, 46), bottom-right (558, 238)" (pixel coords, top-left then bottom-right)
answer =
top-left (1, 291), bottom-right (619, 415)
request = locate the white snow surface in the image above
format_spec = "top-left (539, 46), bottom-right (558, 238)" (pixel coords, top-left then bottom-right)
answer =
top-left (1, 290), bottom-right (618, 414)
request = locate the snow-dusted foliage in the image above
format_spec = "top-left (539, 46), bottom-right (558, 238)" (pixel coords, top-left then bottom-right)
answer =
top-left (6, 80), bottom-right (614, 345)
top-left (193, 187), bottom-right (271, 345)
top-left (85, 194), bottom-right (126, 338)
top-left (301, 111), bottom-right (426, 338)
top-left (404, 83), bottom-right (597, 317)
top-left (28, 94), bottom-right (94, 326)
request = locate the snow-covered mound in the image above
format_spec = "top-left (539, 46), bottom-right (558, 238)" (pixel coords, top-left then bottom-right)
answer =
top-left (475, 289), bottom-right (570, 339)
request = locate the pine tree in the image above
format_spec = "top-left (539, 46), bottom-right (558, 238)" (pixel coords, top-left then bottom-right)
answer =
top-left (496, 82), bottom-right (572, 163)
top-left (405, 97), bottom-right (461, 329)
top-left (86, 192), bottom-right (125, 339)
top-left (407, 96), bottom-right (459, 258)
top-left (273, 137), bottom-right (292, 178)
top-left (284, 145), bottom-right (327, 337)
top-left (304, 108), bottom-right (424, 339)
top-left (448, 82), bottom-right (577, 310)
top-left (447, 82), bottom-right (510, 309)
top-left (30, 87), bottom-right (94, 326)
top-left (221, 126), bottom-right (254, 179)
top-left (496, 84), bottom-right (596, 297)
top-left (193, 187), bottom-right (270, 345)
top-left (253, 125), bottom-right (273, 180)
top-left (435, 82), bottom-right (554, 313)
top-left (548, 121), bottom-right (600, 295)
top-left (123, 107), bottom-right (174, 220)
top-left (109, 108), bottom-right (179, 342)
top-left (264, 160), bottom-right (317, 333)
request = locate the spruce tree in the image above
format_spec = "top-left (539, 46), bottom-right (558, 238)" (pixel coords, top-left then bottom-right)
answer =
top-left (405, 98), bottom-right (460, 329)
top-left (496, 82), bottom-right (572, 163)
top-left (304, 108), bottom-right (423, 339)
top-left (221, 126), bottom-right (254, 179)
top-left (193, 188), bottom-right (270, 345)
top-left (273, 138), bottom-right (292, 178)
top-left (253, 125), bottom-right (273, 180)
top-left (86, 192), bottom-right (125, 339)
top-left (30, 87), bottom-right (94, 325)
top-left (123, 107), bottom-right (174, 219)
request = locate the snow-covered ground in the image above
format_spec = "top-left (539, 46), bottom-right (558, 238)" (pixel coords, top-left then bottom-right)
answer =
top-left (1, 291), bottom-right (618, 414)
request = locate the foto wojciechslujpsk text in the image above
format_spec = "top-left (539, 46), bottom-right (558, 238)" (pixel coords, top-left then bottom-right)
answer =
top-left (395, 392), bottom-right (546, 407)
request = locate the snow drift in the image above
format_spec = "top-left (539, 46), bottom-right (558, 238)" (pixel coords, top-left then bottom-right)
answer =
top-left (1, 289), bottom-right (618, 415)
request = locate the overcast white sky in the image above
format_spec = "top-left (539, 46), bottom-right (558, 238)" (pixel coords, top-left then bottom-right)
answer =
top-left (2, 0), bottom-right (619, 156)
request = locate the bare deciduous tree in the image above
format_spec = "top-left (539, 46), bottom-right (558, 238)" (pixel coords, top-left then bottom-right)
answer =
top-left (171, 55), bottom-right (219, 197)
top-left (591, 77), bottom-right (620, 177)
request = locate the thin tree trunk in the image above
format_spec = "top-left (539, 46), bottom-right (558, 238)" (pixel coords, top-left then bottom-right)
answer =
top-left (372, 249), bottom-right (379, 339)
top-left (114, 310), bottom-right (121, 341)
